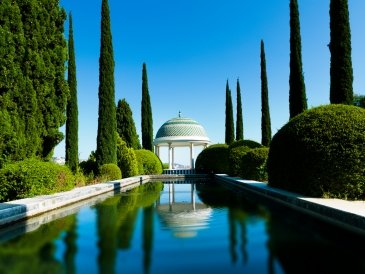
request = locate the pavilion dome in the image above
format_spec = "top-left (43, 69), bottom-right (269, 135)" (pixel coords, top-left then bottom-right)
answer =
top-left (154, 113), bottom-right (210, 146)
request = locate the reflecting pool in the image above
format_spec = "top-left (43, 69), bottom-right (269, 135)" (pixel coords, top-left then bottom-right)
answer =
top-left (0, 179), bottom-right (365, 274)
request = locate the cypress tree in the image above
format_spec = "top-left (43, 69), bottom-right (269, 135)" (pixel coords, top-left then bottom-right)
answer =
top-left (236, 79), bottom-right (244, 141)
top-left (260, 40), bottom-right (272, 147)
top-left (141, 63), bottom-right (153, 151)
top-left (329, 0), bottom-right (353, 104)
top-left (116, 99), bottom-right (141, 149)
top-left (66, 12), bottom-right (79, 172)
top-left (289, 0), bottom-right (307, 119)
top-left (96, 0), bottom-right (117, 166)
top-left (225, 80), bottom-right (234, 145)
top-left (19, 0), bottom-right (69, 159)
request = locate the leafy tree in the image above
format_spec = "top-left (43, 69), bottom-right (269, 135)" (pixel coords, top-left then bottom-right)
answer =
top-left (329, 0), bottom-right (353, 104)
top-left (18, 0), bottom-right (69, 159)
top-left (96, 0), bottom-right (117, 167)
top-left (225, 80), bottom-right (234, 145)
top-left (116, 99), bottom-right (140, 149)
top-left (289, 0), bottom-right (307, 119)
top-left (236, 79), bottom-right (244, 141)
top-left (141, 63), bottom-right (153, 151)
top-left (66, 12), bottom-right (79, 172)
top-left (260, 40), bottom-right (272, 146)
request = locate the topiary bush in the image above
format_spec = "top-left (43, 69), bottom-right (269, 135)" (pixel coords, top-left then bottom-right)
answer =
top-left (195, 144), bottom-right (230, 174)
top-left (229, 139), bottom-right (263, 150)
top-left (240, 147), bottom-right (269, 181)
top-left (228, 146), bottom-right (252, 176)
top-left (99, 163), bottom-right (122, 181)
top-left (134, 149), bottom-right (163, 175)
top-left (116, 136), bottom-right (139, 178)
top-left (268, 105), bottom-right (365, 200)
top-left (0, 159), bottom-right (75, 202)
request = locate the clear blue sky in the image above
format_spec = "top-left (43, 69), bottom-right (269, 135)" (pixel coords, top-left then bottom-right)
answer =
top-left (56, 0), bottom-right (365, 164)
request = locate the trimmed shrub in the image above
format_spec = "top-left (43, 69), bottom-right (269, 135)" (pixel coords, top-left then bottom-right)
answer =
top-left (0, 159), bottom-right (75, 202)
top-left (116, 136), bottom-right (139, 178)
top-left (228, 146), bottom-right (251, 176)
top-left (135, 149), bottom-right (163, 175)
top-left (229, 139), bottom-right (263, 150)
top-left (99, 163), bottom-right (122, 181)
top-left (268, 105), bottom-right (365, 200)
top-left (79, 150), bottom-right (97, 177)
top-left (240, 147), bottom-right (269, 181)
top-left (195, 144), bottom-right (230, 174)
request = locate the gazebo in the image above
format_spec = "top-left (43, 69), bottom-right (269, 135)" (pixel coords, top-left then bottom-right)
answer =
top-left (154, 112), bottom-right (210, 170)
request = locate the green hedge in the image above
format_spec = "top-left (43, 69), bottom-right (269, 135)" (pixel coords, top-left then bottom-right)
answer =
top-left (268, 105), bottom-right (365, 200)
top-left (240, 147), bottom-right (269, 181)
top-left (229, 139), bottom-right (263, 150)
top-left (0, 159), bottom-right (75, 202)
top-left (228, 146), bottom-right (251, 176)
top-left (135, 149), bottom-right (163, 175)
top-left (117, 136), bottom-right (139, 178)
top-left (99, 163), bottom-right (122, 181)
top-left (195, 144), bottom-right (230, 174)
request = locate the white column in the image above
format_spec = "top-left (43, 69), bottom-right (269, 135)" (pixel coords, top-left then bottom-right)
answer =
top-left (168, 143), bottom-right (172, 169)
top-left (190, 143), bottom-right (195, 169)
top-left (172, 147), bottom-right (175, 169)
top-left (155, 145), bottom-right (160, 157)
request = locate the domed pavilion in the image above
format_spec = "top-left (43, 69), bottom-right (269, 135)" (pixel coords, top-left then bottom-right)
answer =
top-left (154, 112), bottom-right (210, 170)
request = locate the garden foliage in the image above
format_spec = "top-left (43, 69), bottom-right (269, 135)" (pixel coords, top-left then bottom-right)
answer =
top-left (116, 135), bottom-right (139, 178)
top-left (0, 159), bottom-right (75, 202)
top-left (268, 105), bottom-right (365, 199)
top-left (99, 163), bottom-right (122, 181)
top-left (135, 149), bottom-right (162, 175)
top-left (195, 144), bottom-right (230, 174)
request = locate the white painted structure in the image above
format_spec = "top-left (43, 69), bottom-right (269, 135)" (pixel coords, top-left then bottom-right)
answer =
top-left (153, 112), bottom-right (210, 169)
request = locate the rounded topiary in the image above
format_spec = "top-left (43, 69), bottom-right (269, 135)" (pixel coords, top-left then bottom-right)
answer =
top-left (99, 163), bottom-right (122, 181)
top-left (240, 147), bottom-right (269, 181)
top-left (0, 159), bottom-right (75, 202)
top-left (268, 105), bottom-right (365, 199)
top-left (228, 146), bottom-right (252, 176)
top-left (195, 144), bottom-right (229, 174)
top-left (134, 149), bottom-right (163, 175)
top-left (229, 139), bottom-right (263, 150)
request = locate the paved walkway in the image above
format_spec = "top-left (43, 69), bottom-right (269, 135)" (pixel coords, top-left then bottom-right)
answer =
top-left (215, 174), bottom-right (365, 235)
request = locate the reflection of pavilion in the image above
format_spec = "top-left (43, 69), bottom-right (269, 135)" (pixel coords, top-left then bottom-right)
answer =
top-left (156, 183), bottom-right (212, 238)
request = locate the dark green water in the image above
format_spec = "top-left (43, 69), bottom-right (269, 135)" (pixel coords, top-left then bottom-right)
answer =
top-left (0, 179), bottom-right (364, 274)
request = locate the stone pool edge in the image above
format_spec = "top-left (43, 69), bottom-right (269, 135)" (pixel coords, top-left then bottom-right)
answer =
top-left (0, 174), bottom-right (208, 227)
top-left (215, 174), bottom-right (365, 236)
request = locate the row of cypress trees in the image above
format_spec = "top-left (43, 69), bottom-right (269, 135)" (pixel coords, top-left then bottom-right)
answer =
top-left (225, 0), bottom-right (354, 148)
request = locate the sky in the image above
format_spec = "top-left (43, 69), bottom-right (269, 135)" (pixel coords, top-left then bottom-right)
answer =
top-left (56, 0), bottom-right (365, 165)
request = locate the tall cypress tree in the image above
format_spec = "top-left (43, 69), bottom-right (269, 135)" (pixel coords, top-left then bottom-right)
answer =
top-left (260, 40), bottom-right (272, 147)
top-left (236, 79), bottom-right (244, 141)
top-left (66, 12), bottom-right (79, 172)
top-left (116, 99), bottom-right (141, 149)
top-left (225, 80), bottom-right (234, 145)
top-left (96, 0), bottom-right (117, 166)
top-left (18, 0), bottom-right (68, 159)
top-left (141, 63), bottom-right (153, 151)
top-left (329, 0), bottom-right (353, 105)
top-left (289, 0), bottom-right (307, 119)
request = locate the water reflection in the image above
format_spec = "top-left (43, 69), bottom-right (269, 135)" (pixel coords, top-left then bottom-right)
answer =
top-left (0, 180), bottom-right (365, 274)
top-left (156, 183), bottom-right (212, 238)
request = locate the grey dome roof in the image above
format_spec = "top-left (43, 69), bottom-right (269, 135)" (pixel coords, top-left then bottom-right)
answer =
top-left (154, 116), bottom-right (210, 146)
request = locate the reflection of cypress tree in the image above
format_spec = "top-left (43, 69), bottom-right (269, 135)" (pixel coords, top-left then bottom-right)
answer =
top-left (117, 208), bottom-right (139, 249)
top-left (228, 208), bottom-right (238, 264)
top-left (97, 201), bottom-right (118, 274)
top-left (239, 220), bottom-right (248, 264)
top-left (142, 205), bottom-right (154, 274)
top-left (64, 215), bottom-right (77, 274)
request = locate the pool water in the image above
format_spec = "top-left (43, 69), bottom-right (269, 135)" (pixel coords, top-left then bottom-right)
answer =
top-left (0, 179), bottom-right (364, 274)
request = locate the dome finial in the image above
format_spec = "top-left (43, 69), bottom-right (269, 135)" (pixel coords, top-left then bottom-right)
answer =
top-left (178, 110), bottom-right (181, 118)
